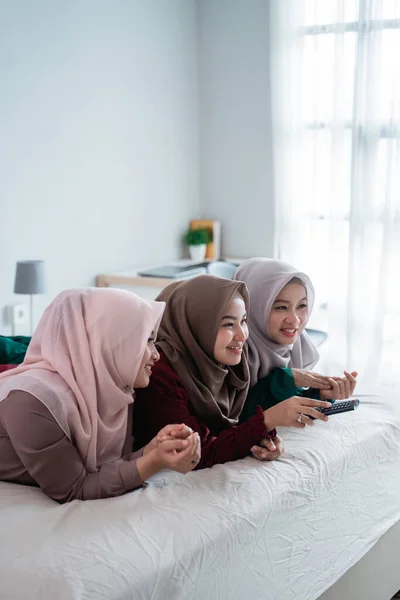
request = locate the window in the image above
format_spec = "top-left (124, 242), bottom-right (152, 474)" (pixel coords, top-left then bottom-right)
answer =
top-left (271, 0), bottom-right (400, 384)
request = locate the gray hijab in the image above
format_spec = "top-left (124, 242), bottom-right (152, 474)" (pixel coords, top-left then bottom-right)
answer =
top-left (234, 258), bottom-right (319, 387)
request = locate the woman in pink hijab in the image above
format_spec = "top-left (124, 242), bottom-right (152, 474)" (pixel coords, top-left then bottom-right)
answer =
top-left (0, 288), bottom-right (200, 503)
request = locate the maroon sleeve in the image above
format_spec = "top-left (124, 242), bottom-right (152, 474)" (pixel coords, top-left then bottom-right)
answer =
top-left (133, 352), bottom-right (270, 469)
top-left (1, 391), bottom-right (144, 503)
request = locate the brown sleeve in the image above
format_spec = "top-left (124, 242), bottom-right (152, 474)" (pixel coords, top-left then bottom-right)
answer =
top-left (1, 391), bottom-right (144, 503)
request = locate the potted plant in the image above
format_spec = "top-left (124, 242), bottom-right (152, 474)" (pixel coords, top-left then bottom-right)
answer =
top-left (185, 227), bottom-right (212, 261)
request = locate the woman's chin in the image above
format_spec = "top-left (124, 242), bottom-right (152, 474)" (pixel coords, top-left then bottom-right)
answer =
top-left (133, 374), bottom-right (150, 389)
top-left (224, 351), bottom-right (243, 366)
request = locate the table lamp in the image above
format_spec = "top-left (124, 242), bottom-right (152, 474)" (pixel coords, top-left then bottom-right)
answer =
top-left (14, 260), bottom-right (47, 334)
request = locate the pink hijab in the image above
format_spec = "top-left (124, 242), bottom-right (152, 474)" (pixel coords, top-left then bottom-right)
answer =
top-left (234, 258), bottom-right (319, 387)
top-left (0, 288), bottom-right (165, 472)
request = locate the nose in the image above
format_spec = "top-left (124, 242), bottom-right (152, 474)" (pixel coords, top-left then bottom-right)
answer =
top-left (234, 326), bottom-right (247, 343)
top-left (152, 345), bottom-right (160, 362)
top-left (284, 310), bottom-right (300, 326)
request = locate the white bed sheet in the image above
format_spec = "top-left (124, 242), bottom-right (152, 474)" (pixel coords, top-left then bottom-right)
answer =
top-left (1, 387), bottom-right (400, 600)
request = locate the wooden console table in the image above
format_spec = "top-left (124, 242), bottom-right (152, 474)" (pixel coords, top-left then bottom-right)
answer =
top-left (96, 258), bottom-right (243, 300)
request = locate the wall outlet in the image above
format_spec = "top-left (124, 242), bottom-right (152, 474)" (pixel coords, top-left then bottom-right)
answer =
top-left (6, 304), bottom-right (29, 326)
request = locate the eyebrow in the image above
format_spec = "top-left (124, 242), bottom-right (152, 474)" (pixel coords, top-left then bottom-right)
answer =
top-left (273, 297), bottom-right (307, 304)
top-left (221, 313), bottom-right (247, 320)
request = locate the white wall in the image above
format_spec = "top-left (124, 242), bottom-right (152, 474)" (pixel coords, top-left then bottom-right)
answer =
top-left (0, 0), bottom-right (199, 334)
top-left (198, 0), bottom-right (275, 259)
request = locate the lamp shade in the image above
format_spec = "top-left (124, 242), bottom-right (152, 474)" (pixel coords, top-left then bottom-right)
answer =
top-left (14, 260), bottom-right (47, 295)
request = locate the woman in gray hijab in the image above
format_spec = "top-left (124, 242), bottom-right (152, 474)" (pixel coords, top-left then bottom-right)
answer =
top-left (234, 258), bottom-right (357, 420)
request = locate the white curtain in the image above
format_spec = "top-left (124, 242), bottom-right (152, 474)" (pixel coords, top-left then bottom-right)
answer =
top-left (269, 0), bottom-right (400, 387)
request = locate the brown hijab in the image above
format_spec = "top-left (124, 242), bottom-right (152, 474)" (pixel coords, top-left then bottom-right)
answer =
top-left (156, 275), bottom-right (250, 433)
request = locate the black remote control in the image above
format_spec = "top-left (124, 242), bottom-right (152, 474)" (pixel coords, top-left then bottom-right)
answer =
top-left (317, 398), bottom-right (360, 416)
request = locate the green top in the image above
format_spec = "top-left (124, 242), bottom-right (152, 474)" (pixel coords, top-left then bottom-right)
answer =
top-left (0, 336), bottom-right (31, 365)
top-left (239, 367), bottom-right (320, 423)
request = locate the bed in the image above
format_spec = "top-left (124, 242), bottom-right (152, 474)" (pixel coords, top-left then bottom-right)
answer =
top-left (1, 386), bottom-right (400, 600)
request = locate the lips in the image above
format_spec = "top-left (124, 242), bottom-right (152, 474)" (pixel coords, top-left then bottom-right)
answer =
top-left (227, 345), bottom-right (243, 354)
top-left (280, 329), bottom-right (298, 338)
top-left (144, 363), bottom-right (154, 374)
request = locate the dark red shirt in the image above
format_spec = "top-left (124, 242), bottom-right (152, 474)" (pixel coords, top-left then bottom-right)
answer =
top-left (133, 351), bottom-right (272, 469)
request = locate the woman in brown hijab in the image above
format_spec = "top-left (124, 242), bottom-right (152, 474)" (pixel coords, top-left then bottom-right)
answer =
top-left (134, 275), bottom-right (328, 469)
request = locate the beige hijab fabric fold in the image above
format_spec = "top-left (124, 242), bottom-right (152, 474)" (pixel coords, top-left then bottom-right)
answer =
top-left (234, 258), bottom-right (319, 387)
top-left (156, 275), bottom-right (250, 432)
top-left (0, 288), bottom-right (165, 472)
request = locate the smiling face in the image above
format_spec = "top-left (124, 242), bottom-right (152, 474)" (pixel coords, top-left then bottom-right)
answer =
top-left (213, 296), bottom-right (249, 366)
top-left (268, 282), bottom-right (309, 345)
top-left (133, 330), bottom-right (160, 388)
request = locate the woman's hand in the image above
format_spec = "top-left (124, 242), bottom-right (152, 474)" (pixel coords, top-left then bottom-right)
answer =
top-left (155, 433), bottom-right (201, 473)
top-left (137, 433), bottom-right (201, 480)
top-left (143, 423), bottom-right (193, 455)
top-left (263, 397), bottom-right (332, 430)
top-left (251, 435), bottom-right (284, 461)
top-left (291, 368), bottom-right (332, 390)
top-left (319, 371), bottom-right (358, 400)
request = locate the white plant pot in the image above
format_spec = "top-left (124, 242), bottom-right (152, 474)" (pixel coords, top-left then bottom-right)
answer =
top-left (189, 244), bottom-right (207, 261)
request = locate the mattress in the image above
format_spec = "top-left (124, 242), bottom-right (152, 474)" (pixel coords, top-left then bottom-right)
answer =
top-left (1, 387), bottom-right (400, 600)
